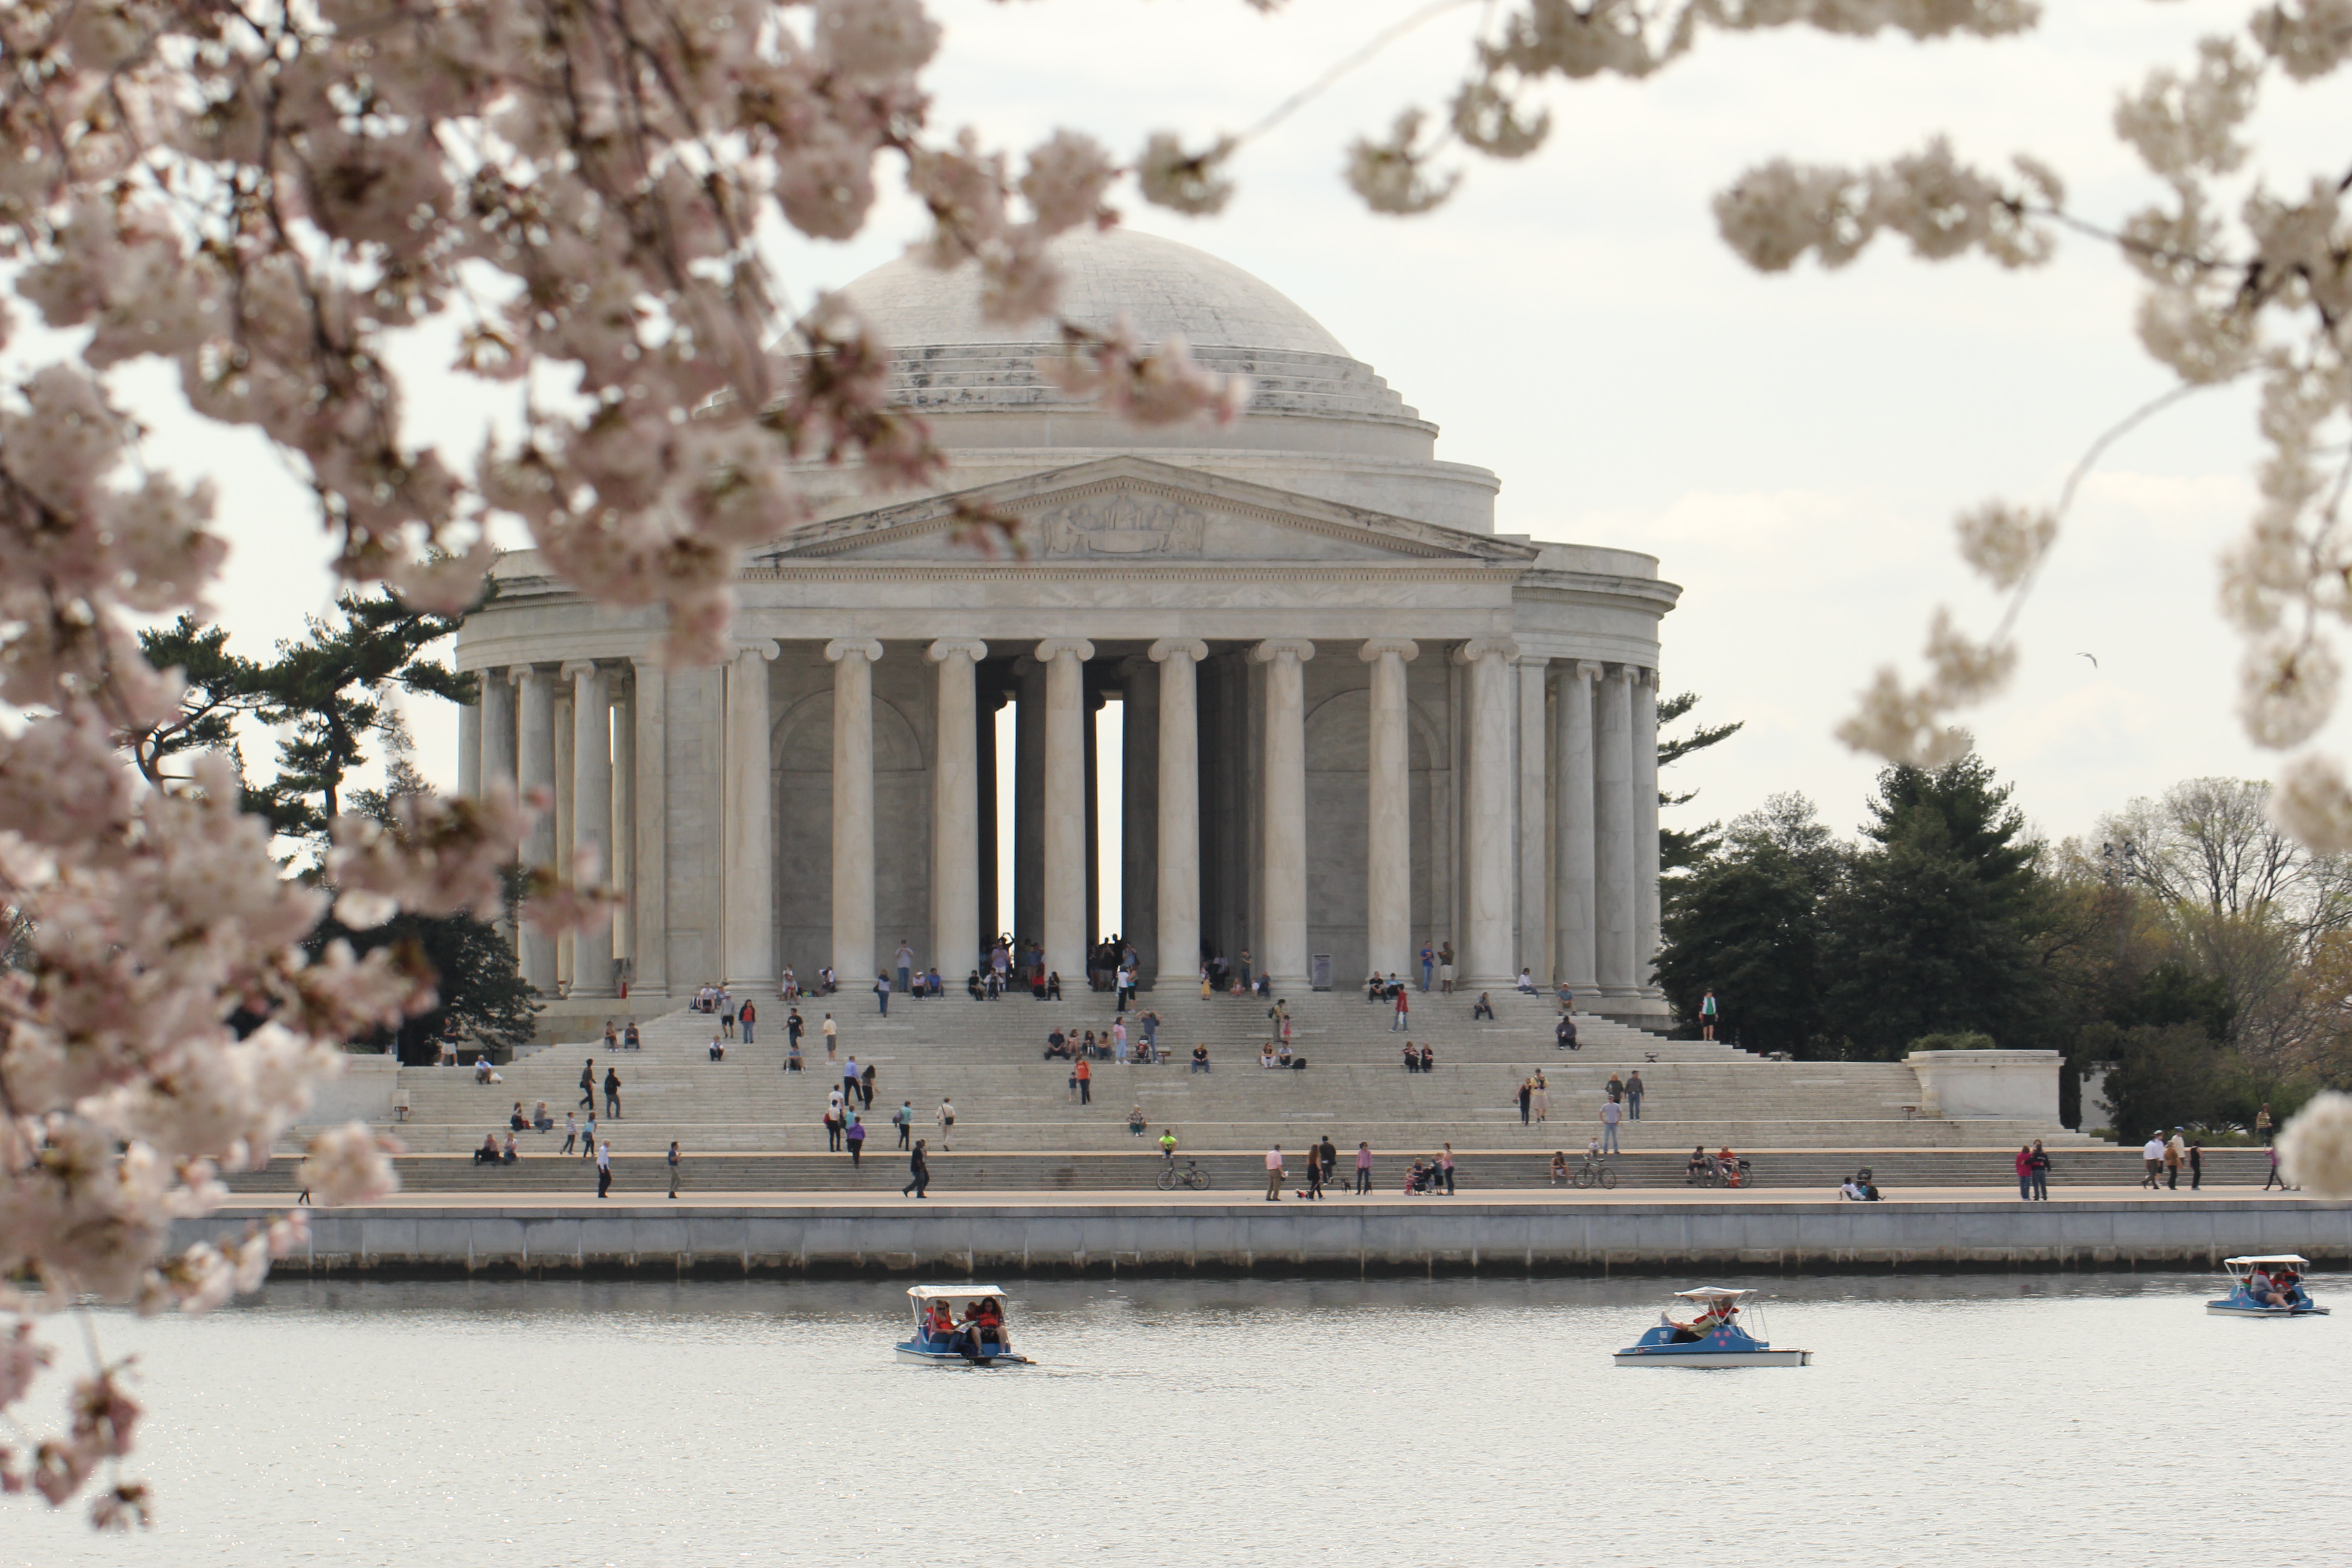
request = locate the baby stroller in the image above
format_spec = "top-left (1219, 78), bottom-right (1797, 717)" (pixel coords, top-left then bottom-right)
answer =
top-left (1404, 1160), bottom-right (1442, 1195)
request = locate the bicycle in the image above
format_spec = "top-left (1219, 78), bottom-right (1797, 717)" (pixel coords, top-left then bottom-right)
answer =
top-left (1155, 1160), bottom-right (1212, 1191)
top-left (1570, 1158), bottom-right (1617, 1190)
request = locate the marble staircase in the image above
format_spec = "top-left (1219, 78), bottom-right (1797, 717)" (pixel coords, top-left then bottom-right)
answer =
top-left (370, 987), bottom-right (2085, 1160)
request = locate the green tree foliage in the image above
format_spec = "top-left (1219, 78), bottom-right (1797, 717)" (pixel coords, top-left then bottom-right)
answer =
top-left (1656, 793), bottom-right (1837, 1055)
top-left (136, 593), bottom-right (533, 1050)
top-left (1656, 691), bottom-right (1743, 874)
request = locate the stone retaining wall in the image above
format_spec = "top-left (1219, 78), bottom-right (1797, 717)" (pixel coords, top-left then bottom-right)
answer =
top-left (179, 1199), bottom-right (2352, 1279)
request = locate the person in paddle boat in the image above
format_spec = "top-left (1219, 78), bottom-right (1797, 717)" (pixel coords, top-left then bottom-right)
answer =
top-left (1669, 1296), bottom-right (1738, 1343)
top-left (959, 1296), bottom-right (1007, 1357)
top-left (923, 1299), bottom-right (958, 1344)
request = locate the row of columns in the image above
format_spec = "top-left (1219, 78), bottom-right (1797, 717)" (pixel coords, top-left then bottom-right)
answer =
top-left (465, 637), bottom-right (1658, 1002)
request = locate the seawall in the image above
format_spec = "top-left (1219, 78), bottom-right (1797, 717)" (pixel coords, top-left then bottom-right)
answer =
top-left (179, 1198), bottom-right (2352, 1279)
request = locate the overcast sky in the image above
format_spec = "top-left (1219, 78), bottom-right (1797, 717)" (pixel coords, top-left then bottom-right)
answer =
top-left (98, 0), bottom-right (2352, 865)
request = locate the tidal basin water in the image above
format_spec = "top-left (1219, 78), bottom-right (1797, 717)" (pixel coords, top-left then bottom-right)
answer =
top-left (8, 1273), bottom-right (2344, 1566)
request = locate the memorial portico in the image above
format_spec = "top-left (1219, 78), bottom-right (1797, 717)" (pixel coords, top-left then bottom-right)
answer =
top-left (454, 229), bottom-right (1680, 1020)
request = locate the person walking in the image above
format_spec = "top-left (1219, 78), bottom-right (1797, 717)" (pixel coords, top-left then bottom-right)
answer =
top-left (2264, 1144), bottom-right (2289, 1191)
top-left (894, 1100), bottom-right (913, 1149)
top-left (1700, 988), bottom-right (1718, 1041)
top-left (874, 971), bottom-right (891, 1015)
top-left (823, 1013), bottom-right (838, 1062)
top-left (603, 1066), bottom-right (622, 1119)
top-left (896, 940), bottom-right (916, 998)
top-left (1532, 1070), bottom-right (1550, 1124)
top-left (2029, 1138), bottom-right (2050, 1200)
top-left (1439, 1144), bottom-right (1456, 1195)
top-left (1626, 1070), bottom-right (1644, 1121)
top-left (1517, 1078), bottom-right (1533, 1126)
top-left (1112, 1017), bottom-right (1128, 1065)
top-left (1075, 1056), bottom-right (1092, 1106)
top-left (595, 1139), bottom-right (612, 1199)
top-left (1599, 1097), bottom-right (1622, 1156)
top-left (1354, 1141), bottom-right (1373, 1195)
top-left (904, 1137), bottom-right (930, 1199)
top-left (666, 1140), bottom-right (681, 1199)
top-left (2140, 1132), bottom-right (2166, 1189)
top-left (559, 1112), bottom-right (579, 1156)
top-left (720, 999), bottom-right (735, 1041)
top-left (787, 1008), bottom-right (805, 1058)
top-left (2014, 1144), bottom-right (2034, 1201)
top-left (578, 1057), bottom-right (596, 1110)
top-left (825, 1088), bottom-right (844, 1151)
top-left (1318, 1135), bottom-right (1338, 1191)
top-left (738, 998), bottom-right (756, 1044)
top-left (2165, 1127), bottom-right (2186, 1190)
top-left (1605, 1072), bottom-right (1624, 1104)
top-left (860, 1061), bottom-right (877, 1111)
top-left (1392, 985), bottom-right (1410, 1032)
top-left (1303, 1146), bottom-right (1324, 1200)
top-left (936, 1097), bottom-right (956, 1151)
top-left (2188, 1139), bottom-right (2204, 1191)
top-left (1264, 1144), bottom-right (1284, 1201)
top-left (846, 1115), bottom-right (867, 1168)
top-left (842, 1054), bottom-right (860, 1105)
top-left (582, 1111), bottom-right (598, 1160)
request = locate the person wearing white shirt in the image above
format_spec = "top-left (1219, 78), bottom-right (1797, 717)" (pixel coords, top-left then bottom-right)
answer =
top-left (1264, 1145), bottom-right (1284, 1201)
top-left (2141, 1133), bottom-right (2166, 1189)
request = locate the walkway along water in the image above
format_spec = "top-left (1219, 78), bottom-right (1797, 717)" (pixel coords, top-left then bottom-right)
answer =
top-left (180, 1196), bottom-right (2352, 1279)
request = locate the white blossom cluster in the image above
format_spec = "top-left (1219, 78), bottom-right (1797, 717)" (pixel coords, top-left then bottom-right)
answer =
top-left (0, 0), bottom-right (1266, 1520)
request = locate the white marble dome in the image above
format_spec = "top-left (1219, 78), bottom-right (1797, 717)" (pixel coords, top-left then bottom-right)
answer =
top-left (843, 225), bottom-right (1355, 358)
top-left (831, 227), bottom-right (1496, 530)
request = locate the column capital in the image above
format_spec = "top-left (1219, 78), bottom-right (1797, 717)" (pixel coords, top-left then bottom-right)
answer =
top-left (1147, 637), bottom-right (1209, 665)
top-left (926, 637), bottom-right (988, 663)
top-left (1451, 637), bottom-right (1520, 666)
top-left (1034, 637), bottom-right (1095, 663)
top-left (559, 658), bottom-right (601, 681)
top-left (1250, 637), bottom-right (1316, 664)
top-left (509, 664), bottom-right (541, 686)
top-left (1358, 637), bottom-right (1420, 663)
top-left (734, 639), bottom-right (781, 662)
top-left (1567, 659), bottom-right (1603, 683)
top-left (824, 637), bottom-right (882, 665)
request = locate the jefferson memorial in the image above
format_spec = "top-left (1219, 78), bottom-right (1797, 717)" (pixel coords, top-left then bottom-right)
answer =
top-left (453, 230), bottom-right (1677, 1015)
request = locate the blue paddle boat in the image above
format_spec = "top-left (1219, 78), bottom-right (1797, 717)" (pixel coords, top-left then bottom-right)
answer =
top-left (2207, 1255), bottom-right (2329, 1318)
top-left (1614, 1287), bottom-right (1811, 1367)
top-left (894, 1285), bottom-right (1034, 1366)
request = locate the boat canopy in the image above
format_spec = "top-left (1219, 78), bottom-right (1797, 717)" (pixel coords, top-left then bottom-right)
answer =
top-left (1671, 1287), bottom-right (1755, 1302)
top-left (906, 1284), bottom-right (1012, 1302)
top-left (2222, 1255), bottom-right (2311, 1268)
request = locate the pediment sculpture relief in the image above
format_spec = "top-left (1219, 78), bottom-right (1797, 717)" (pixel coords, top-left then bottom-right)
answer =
top-left (1036, 490), bottom-right (1209, 559)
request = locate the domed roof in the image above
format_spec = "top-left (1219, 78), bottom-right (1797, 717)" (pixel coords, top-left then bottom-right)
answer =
top-left (841, 227), bottom-right (1353, 358)
top-left (834, 228), bottom-right (1424, 436)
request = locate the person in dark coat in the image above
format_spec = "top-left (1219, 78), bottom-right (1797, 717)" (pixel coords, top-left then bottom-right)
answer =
top-left (903, 1138), bottom-right (931, 1199)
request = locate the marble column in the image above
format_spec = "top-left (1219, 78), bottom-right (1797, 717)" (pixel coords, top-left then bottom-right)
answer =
top-left (722, 640), bottom-right (778, 994)
top-left (1149, 638), bottom-right (1207, 987)
top-left (1252, 638), bottom-right (1315, 987)
top-left (827, 637), bottom-right (883, 990)
top-left (564, 661), bottom-right (616, 996)
top-left (611, 675), bottom-right (635, 980)
top-left (928, 638), bottom-right (987, 984)
top-left (481, 666), bottom-right (517, 793)
top-left (1516, 654), bottom-right (1550, 984)
top-left (1632, 667), bottom-right (1663, 992)
top-left (1036, 637), bottom-right (1094, 986)
top-left (457, 696), bottom-right (482, 799)
top-left (1119, 656), bottom-right (1160, 987)
top-left (514, 666), bottom-right (558, 990)
top-left (1553, 662), bottom-right (1599, 995)
top-left (553, 687), bottom-right (574, 990)
top-left (1452, 638), bottom-right (1518, 985)
top-left (631, 656), bottom-right (668, 997)
top-left (1359, 637), bottom-right (1418, 980)
top-left (1014, 659), bottom-right (1046, 948)
top-left (1594, 664), bottom-right (1637, 996)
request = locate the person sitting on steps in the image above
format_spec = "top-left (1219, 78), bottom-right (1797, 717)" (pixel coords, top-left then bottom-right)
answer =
top-left (1471, 992), bottom-right (1494, 1021)
top-left (1418, 1044), bottom-right (1435, 1073)
top-left (1402, 1040), bottom-right (1421, 1073)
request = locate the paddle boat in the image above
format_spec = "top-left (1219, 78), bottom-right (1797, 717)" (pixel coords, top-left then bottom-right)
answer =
top-left (1613, 1287), bottom-right (1812, 1367)
top-left (2206, 1255), bottom-right (2330, 1318)
top-left (894, 1285), bottom-right (1035, 1366)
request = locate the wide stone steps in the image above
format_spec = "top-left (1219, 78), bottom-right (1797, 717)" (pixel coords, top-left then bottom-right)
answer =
top-left (230, 1146), bottom-right (2273, 1196)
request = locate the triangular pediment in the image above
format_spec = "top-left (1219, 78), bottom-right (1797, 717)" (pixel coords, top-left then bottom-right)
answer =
top-left (758, 457), bottom-right (1533, 567)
